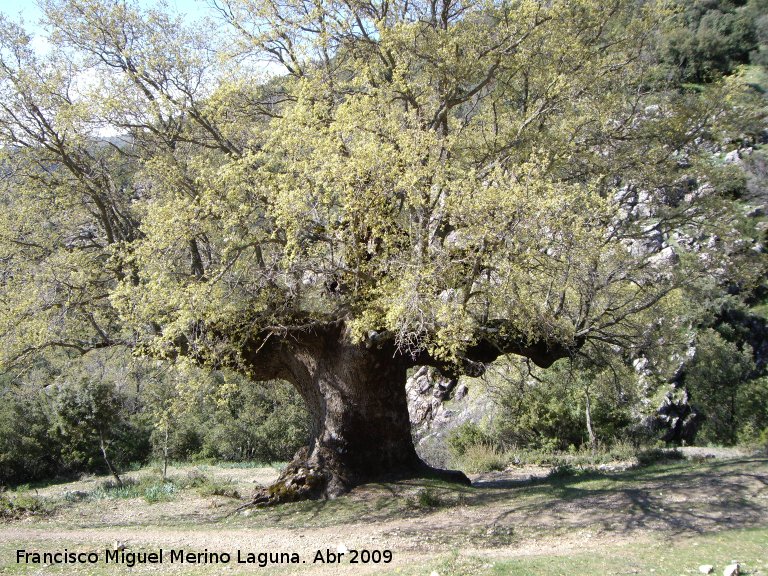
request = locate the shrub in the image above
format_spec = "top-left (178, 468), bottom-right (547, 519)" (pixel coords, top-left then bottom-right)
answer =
top-left (684, 329), bottom-right (761, 445)
top-left (181, 379), bottom-right (308, 464)
top-left (0, 492), bottom-right (51, 520)
top-left (548, 463), bottom-right (577, 479)
top-left (0, 389), bottom-right (61, 484)
top-left (758, 428), bottom-right (768, 454)
top-left (636, 448), bottom-right (684, 467)
top-left (91, 477), bottom-right (177, 503)
top-left (414, 488), bottom-right (443, 508)
top-left (486, 355), bottom-right (640, 453)
top-left (447, 423), bottom-right (494, 457)
top-left (53, 379), bottom-right (151, 477)
top-left (458, 444), bottom-right (508, 474)
top-left (197, 481), bottom-right (240, 499)
top-left (658, 0), bottom-right (763, 83)
top-left (186, 473), bottom-right (241, 499)
top-left (143, 482), bottom-right (177, 503)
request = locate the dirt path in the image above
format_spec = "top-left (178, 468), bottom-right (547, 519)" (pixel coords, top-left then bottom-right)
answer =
top-left (2, 456), bottom-right (766, 575)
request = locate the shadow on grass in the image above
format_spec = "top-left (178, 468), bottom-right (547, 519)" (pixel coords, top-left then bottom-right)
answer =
top-left (239, 457), bottom-right (768, 538)
top-left (468, 457), bottom-right (768, 538)
top-left (242, 476), bottom-right (477, 528)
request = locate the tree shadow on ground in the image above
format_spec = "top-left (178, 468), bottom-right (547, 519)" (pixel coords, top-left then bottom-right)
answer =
top-left (465, 457), bottom-right (768, 539)
top-left (238, 458), bottom-right (767, 538)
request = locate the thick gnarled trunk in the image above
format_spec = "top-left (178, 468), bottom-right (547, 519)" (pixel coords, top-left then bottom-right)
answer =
top-left (242, 324), bottom-right (468, 505)
top-left (236, 319), bottom-right (570, 505)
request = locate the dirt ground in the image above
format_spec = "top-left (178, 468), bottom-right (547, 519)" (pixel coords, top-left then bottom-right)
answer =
top-left (1, 450), bottom-right (766, 575)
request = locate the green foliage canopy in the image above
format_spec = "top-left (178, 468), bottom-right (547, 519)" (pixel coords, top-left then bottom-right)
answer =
top-left (0, 0), bottom-right (762, 375)
top-left (660, 0), bottom-right (768, 82)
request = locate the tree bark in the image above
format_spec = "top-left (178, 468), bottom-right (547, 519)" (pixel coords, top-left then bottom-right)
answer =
top-left (584, 384), bottom-right (597, 453)
top-left (230, 319), bottom-right (574, 505)
top-left (240, 323), bottom-right (469, 505)
top-left (99, 431), bottom-right (123, 488)
top-left (162, 425), bottom-right (169, 481)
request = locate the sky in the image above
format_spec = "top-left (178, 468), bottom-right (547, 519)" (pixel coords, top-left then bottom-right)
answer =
top-left (1, 0), bottom-right (222, 61)
top-left (1, 0), bottom-right (213, 27)
top-left (0, 0), bottom-right (233, 137)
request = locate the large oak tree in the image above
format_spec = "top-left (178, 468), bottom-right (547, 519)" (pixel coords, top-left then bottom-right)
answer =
top-left (0, 0), bottom-right (758, 500)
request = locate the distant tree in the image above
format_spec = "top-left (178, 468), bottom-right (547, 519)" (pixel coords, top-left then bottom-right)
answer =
top-left (0, 0), bottom-right (763, 501)
top-left (684, 328), bottom-right (761, 444)
top-left (660, 0), bottom-right (767, 82)
top-left (54, 379), bottom-right (127, 486)
top-left (486, 351), bottom-right (640, 451)
top-left (0, 383), bottom-right (59, 485)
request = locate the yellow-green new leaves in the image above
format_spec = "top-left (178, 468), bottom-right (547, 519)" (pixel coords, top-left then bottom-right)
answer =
top-left (0, 0), bottom-right (759, 371)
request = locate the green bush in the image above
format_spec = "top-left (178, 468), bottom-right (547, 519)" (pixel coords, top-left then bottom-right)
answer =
top-left (0, 492), bottom-right (51, 519)
top-left (735, 377), bottom-right (768, 445)
top-left (53, 379), bottom-right (151, 476)
top-left (184, 472), bottom-right (241, 498)
top-left (0, 389), bottom-right (61, 485)
top-left (447, 423), bottom-right (494, 457)
top-left (758, 428), bottom-right (768, 453)
top-left (548, 463), bottom-right (578, 479)
top-left (111, 415), bottom-right (153, 469)
top-left (458, 444), bottom-right (508, 473)
top-left (659, 0), bottom-right (765, 83)
top-left (152, 419), bottom-right (205, 462)
top-left (91, 478), bottom-right (140, 499)
top-left (197, 481), bottom-right (240, 499)
top-left (486, 356), bottom-right (640, 452)
top-left (684, 329), bottom-right (761, 445)
top-left (414, 488), bottom-right (443, 508)
top-left (197, 379), bottom-right (307, 463)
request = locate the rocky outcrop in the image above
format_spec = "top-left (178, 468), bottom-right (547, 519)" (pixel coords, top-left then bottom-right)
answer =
top-left (407, 367), bottom-right (463, 440)
top-left (406, 367), bottom-right (495, 467)
top-left (652, 388), bottom-right (702, 445)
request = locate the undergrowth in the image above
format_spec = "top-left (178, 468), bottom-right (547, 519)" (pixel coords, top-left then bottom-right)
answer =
top-left (450, 437), bottom-right (687, 474)
top-left (0, 491), bottom-right (52, 519)
top-left (91, 477), bottom-right (177, 503)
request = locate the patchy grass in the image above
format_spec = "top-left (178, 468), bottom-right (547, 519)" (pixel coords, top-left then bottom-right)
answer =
top-left (458, 444), bottom-right (508, 473)
top-left (494, 527), bottom-right (768, 576)
top-left (89, 477), bottom-right (178, 503)
top-left (0, 457), bottom-right (765, 575)
top-left (0, 491), bottom-right (53, 520)
top-left (392, 527), bottom-right (768, 576)
top-left (1, 528), bottom-right (764, 576)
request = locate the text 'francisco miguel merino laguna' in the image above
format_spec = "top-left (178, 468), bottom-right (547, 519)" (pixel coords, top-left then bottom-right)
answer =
top-left (16, 549), bottom-right (304, 568)
top-left (16, 548), bottom-right (394, 567)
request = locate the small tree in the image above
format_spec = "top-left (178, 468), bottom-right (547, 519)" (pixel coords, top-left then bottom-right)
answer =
top-left (54, 379), bottom-right (126, 486)
top-left (0, 385), bottom-right (60, 485)
top-left (487, 353), bottom-right (639, 452)
top-left (684, 328), bottom-right (757, 445)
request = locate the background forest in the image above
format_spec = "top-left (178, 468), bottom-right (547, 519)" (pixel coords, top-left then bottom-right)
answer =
top-left (1, 0), bottom-right (768, 487)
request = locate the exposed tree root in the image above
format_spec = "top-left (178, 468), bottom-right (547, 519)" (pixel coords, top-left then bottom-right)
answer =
top-left (235, 450), bottom-right (470, 511)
